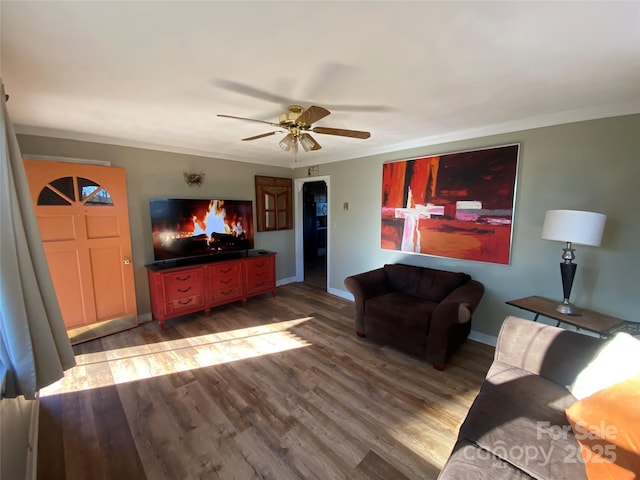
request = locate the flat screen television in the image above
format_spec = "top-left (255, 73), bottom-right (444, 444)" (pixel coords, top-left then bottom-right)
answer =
top-left (149, 198), bottom-right (254, 263)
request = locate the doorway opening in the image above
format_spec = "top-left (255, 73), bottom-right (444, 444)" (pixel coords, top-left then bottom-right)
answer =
top-left (294, 177), bottom-right (329, 289)
top-left (302, 180), bottom-right (328, 288)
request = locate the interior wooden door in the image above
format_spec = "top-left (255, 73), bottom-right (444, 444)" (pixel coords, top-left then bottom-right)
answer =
top-left (24, 160), bottom-right (137, 341)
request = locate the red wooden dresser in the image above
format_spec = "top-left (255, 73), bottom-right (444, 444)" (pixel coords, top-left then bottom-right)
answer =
top-left (146, 251), bottom-right (276, 329)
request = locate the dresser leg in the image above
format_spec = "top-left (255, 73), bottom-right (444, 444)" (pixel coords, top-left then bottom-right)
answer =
top-left (204, 308), bottom-right (211, 316)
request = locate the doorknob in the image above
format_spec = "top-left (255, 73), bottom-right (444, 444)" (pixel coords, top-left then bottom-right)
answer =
top-left (123, 258), bottom-right (132, 265)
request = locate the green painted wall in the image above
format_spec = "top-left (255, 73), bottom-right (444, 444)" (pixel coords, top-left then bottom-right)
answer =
top-left (295, 114), bottom-right (640, 337)
top-left (17, 114), bottom-right (640, 338)
top-left (16, 135), bottom-right (296, 318)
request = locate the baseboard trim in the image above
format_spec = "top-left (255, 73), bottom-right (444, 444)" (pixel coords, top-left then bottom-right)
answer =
top-left (468, 330), bottom-right (498, 347)
top-left (277, 276), bottom-right (297, 287)
top-left (328, 287), bottom-right (353, 301)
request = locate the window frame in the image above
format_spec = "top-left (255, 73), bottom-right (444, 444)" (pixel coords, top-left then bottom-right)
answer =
top-left (255, 175), bottom-right (293, 231)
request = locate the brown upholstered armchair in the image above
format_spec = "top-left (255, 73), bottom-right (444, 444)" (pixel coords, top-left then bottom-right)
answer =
top-left (344, 263), bottom-right (484, 370)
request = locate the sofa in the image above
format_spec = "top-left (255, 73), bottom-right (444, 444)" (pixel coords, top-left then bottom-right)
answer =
top-left (439, 315), bottom-right (640, 479)
top-left (344, 263), bottom-right (484, 369)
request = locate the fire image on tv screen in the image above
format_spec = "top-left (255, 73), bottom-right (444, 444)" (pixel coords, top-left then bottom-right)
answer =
top-left (149, 198), bottom-right (254, 261)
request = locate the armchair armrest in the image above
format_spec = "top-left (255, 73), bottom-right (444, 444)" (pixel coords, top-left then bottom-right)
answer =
top-left (426, 280), bottom-right (484, 368)
top-left (344, 268), bottom-right (388, 335)
top-left (495, 316), bottom-right (604, 387)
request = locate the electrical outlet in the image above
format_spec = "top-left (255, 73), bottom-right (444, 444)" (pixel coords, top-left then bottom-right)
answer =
top-left (343, 202), bottom-right (349, 211)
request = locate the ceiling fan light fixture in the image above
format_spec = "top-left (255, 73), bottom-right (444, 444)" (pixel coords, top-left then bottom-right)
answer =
top-left (279, 133), bottom-right (297, 153)
top-left (220, 105), bottom-right (371, 153)
top-left (299, 133), bottom-right (320, 152)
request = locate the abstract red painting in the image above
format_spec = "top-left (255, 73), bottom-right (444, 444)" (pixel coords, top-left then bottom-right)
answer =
top-left (381, 144), bottom-right (519, 264)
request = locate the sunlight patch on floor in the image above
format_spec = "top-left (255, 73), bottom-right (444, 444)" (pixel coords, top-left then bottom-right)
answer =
top-left (40, 317), bottom-right (313, 397)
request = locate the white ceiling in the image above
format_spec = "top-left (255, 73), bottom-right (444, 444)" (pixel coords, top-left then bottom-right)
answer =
top-left (2, 1), bottom-right (639, 168)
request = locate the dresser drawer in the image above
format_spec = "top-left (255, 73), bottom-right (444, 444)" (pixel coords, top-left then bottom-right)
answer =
top-left (246, 277), bottom-right (273, 293)
top-left (213, 286), bottom-right (243, 303)
top-left (245, 258), bottom-right (274, 280)
top-left (210, 274), bottom-right (241, 290)
top-left (167, 294), bottom-right (204, 314)
top-left (164, 268), bottom-right (204, 300)
top-left (209, 262), bottom-right (241, 278)
top-left (206, 262), bottom-right (242, 303)
top-left (245, 255), bottom-right (275, 296)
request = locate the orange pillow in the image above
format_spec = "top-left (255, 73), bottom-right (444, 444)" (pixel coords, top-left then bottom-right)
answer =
top-left (565, 375), bottom-right (640, 479)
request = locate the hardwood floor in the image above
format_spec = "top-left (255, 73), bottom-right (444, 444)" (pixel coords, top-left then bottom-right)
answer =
top-left (38, 282), bottom-right (494, 480)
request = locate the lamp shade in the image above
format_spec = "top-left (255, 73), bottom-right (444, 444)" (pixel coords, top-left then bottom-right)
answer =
top-left (299, 133), bottom-right (320, 152)
top-left (279, 133), bottom-right (297, 153)
top-left (541, 210), bottom-right (606, 247)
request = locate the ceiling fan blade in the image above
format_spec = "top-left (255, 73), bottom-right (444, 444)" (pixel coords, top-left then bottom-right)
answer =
top-left (214, 79), bottom-right (293, 105)
top-left (214, 77), bottom-right (394, 113)
top-left (311, 126), bottom-right (371, 139)
top-left (321, 104), bottom-right (396, 113)
top-left (295, 105), bottom-right (331, 127)
top-left (242, 131), bottom-right (278, 141)
top-left (217, 114), bottom-right (280, 127)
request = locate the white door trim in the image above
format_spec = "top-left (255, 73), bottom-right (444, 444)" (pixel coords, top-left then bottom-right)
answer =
top-left (294, 176), bottom-right (330, 289)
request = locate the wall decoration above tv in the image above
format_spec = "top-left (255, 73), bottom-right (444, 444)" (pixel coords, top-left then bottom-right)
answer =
top-left (149, 198), bottom-right (254, 263)
top-left (381, 144), bottom-right (519, 265)
top-left (255, 175), bottom-right (293, 231)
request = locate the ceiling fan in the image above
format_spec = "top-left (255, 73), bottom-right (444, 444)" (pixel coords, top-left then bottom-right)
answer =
top-left (217, 105), bottom-right (371, 153)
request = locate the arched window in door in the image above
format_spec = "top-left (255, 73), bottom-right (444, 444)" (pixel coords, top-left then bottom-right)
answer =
top-left (37, 176), bottom-right (114, 206)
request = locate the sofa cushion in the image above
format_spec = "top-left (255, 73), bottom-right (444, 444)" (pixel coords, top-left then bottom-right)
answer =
top-left (566, 374), bottom-right (640, 479)
top-left (365, 292), bottom-right (436, 329)
top-left (384, 264), bottom-right (470, 302)
top-left (569, 332), bottom-right (640, 400)
top-left (458, 360), bottom-right (588, 479)
top-left (438, 438), bottom-right (534, 479)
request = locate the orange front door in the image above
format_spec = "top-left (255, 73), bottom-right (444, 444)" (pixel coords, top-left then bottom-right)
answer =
top-left (24, 160), bottom-right (137, 330)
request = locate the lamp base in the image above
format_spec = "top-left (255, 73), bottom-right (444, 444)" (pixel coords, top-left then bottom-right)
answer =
top-left (556, 300), bottom-right (582, 316)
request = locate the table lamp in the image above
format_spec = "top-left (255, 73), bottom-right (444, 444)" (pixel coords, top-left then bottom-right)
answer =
top-left (541, 209), bottom-right (606, 315)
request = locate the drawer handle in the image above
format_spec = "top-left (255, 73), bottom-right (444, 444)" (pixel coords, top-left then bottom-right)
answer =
top-left (178, 298), bottom-right (193, 305)
top-left (176, 275), bottom-right (191, 281)
top-left (219, 268), bottom-right (231, 274)
top-left (177, 286), bottom-right (192, 293)
top-left (221, 278), bottom-right (232, 284)
top-left (256, 281), bottom-right (265, 287)
top-left (255, 272), bottom-right (264, 277)
top-left (221, 289), bottom-right (233, 295)
top-left (255, 262), bottom-right (265, 267)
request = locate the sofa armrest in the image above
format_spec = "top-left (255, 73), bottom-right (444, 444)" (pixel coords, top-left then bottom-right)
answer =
top-left (441, 279), bottom-right (485, 317)
top-left (495, 316), bottom-right (605, 386)
top-left (344, 268), bottom-right (388, 335)
top-left (426, 280), bottom-right (485, 367)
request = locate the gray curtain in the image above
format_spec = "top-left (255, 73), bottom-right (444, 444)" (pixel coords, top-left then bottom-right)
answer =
top-left (0, 81), bottom-right (75, 399)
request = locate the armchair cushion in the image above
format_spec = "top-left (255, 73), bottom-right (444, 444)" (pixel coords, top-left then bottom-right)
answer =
top-left (366, 293), bottom-right (437, 329)
top-left (384, 263), bottom-right (471, 302)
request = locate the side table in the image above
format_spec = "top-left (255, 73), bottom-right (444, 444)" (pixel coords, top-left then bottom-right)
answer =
top-left (506, 295), bottom-right (629, 339)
